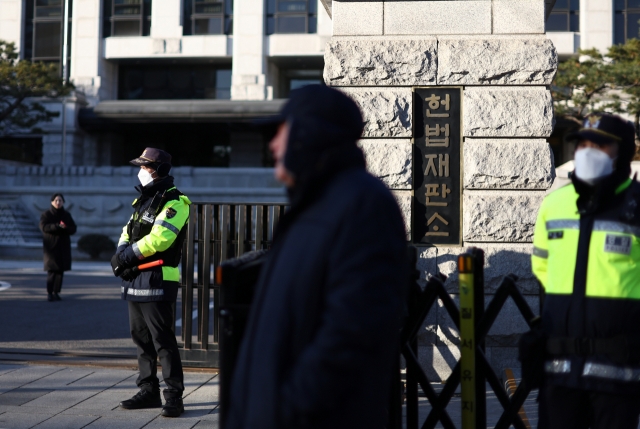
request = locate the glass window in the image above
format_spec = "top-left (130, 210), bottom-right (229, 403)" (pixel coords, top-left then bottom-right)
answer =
top-left (113, 20), bottom-right (141, 36)
top-left (215, 69), bottom-right (232, 99)
top-left (33, 21), bottom-right (61, 59)
top-left (118, 64), bottom-right (232, 100)
top-left (276, 15), bottom-right (306, 33)
top-left (266, 0), bottom-right (317, 34)
top-left (110, 0), bottom-right (150, 37)
top-left (31, 0), bottom-right (71, 66)
top-left (615, 0), bottom-right (640, 43)
top-left (546, 0), bottom-right (579, 32)
top-left (185, 0), bottom-right (232, 35)
top-left (279, 69), bottom-right (322, 97)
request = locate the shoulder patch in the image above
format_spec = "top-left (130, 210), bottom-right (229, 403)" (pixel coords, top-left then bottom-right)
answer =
top-left (166, 207), bottom-right (177, 219)
top-left (604, 234), bottom-right (631, 255)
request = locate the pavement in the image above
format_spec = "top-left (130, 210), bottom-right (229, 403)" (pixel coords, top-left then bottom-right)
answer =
top-left (0, 259), bottom-right (543, 428)
top-left (0, 363), bottom-right (219, 429)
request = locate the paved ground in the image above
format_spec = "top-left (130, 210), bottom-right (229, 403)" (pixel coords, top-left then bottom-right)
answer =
top-left (0, 362), bottom-right (541, 429)
top-left (0, 260), bottom-right (205, 365)
top-left (0, 363), bottom-right (218, 429)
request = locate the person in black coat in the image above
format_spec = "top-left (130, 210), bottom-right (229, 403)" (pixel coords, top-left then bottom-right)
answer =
top-left (39, 193), bottom-right (77, 302)
top-left (226, 85), bottom-right (408, 429)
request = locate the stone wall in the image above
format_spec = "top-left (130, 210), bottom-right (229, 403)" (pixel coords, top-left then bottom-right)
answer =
top-left (325, 0), bottom-right (557, 379)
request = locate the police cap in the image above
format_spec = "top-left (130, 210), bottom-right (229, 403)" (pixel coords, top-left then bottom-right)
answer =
top-left (129, 147), bottom-right (172, 168)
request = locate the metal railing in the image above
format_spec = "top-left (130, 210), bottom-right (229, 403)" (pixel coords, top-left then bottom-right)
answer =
top-left (177, 202), bottom-right (287, 367)
top-left (393, 248), bottom-right (539, 429)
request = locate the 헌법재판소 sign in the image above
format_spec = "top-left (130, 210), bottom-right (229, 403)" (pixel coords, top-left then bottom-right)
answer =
top-left (412, 87), bottom-right (462, 245)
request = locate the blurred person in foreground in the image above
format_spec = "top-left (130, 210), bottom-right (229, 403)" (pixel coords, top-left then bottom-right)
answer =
top-left (110, 148), bottom-right (191, 418)
top-left (531, 113), bottom-right (640, 429)
top-left (39, 193), bottom-right (76, 302)
top-left (226, 85), bottom-right (408, 429)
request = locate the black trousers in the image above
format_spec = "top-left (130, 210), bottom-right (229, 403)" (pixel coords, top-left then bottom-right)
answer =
top-left (128, 301), bottom-right (184, 399)
top-left (541, 384), bottom-right (640, 429)
top-left (46, 271), bottom-right (63, 294)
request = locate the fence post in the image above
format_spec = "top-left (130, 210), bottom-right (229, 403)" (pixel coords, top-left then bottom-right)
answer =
top-left (471, 248), bottom-right (486, 429)
top-left (458, 253), bottom-right (476, 429)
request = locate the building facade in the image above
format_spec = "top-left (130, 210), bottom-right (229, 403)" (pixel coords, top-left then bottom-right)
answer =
top-left (546, 0), bottom-right (636, 58)
top-left (0, 0), bottom-right (332, 167)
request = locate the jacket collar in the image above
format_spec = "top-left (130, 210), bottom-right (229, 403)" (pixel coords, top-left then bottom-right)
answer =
top-left (135, 176), bottom-right (175, 198)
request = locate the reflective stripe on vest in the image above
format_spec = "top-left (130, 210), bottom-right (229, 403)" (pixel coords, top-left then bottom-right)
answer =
top-left (544, 359), bottom-right (640, 383)
top-left (121, 286), bottom-right (164, 297)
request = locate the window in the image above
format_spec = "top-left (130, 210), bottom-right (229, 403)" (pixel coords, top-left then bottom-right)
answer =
top-left (546, 0), bottom-right (579, 32)
top-left (29, 0), bottom-right (72, 64)
top-left (183, 0), bottom-right (233, 35)
top-left (279, 69), bottom-right (322, 97)
top-left (118, 64), bottom-right (232, 100)
top-left (105, 0), bottom-right (152, 37)
top-left (266, 0), bottom-right (317, 35)
top-left (615, 0), bottom-right (640, 44)
top-left (0, 137), bottom-right (43, 165)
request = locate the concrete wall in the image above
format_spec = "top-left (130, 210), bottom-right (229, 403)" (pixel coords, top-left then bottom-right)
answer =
top-left (325, 0), bottom-right (557, 379)
top-left (0, 0), bottom-right (22, 52)
top-left (0, 166), bottom-right (286, 251)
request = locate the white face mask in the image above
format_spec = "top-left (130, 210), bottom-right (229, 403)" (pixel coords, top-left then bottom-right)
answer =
top-left (574, 147), bottom-right (615, 185)
top-left (138, 168), bottom-right (155, 187)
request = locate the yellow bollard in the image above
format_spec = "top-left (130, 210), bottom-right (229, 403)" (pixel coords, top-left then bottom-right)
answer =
top-left (458, 254), bottom-right (475, 429)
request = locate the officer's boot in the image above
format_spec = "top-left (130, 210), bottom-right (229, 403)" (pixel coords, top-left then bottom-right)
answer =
top-left (119, 389), bottom-right (162, 409)
top-left (161, 397), bottom-right (184, 417)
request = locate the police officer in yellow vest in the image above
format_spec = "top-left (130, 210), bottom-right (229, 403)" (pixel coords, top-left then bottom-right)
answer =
top-left (110, 148), bottom-right (191, 418)
top-left (532, 113), bottom-right (640, 429)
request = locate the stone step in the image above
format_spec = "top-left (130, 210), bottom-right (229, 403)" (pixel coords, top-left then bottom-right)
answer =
top-left (0, 201), bottom-right (41, 245)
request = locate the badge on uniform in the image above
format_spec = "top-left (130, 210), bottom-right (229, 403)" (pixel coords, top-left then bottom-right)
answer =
top-left (604, 234), bottom-right (631, 255)
top-left (166, 208), bottom-right (177, 219)
top-left (548, 231), bottom-right (563, 240)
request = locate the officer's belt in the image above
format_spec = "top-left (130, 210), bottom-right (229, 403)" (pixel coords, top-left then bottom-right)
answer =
top-left (547, 335), bottom-right (637, 364)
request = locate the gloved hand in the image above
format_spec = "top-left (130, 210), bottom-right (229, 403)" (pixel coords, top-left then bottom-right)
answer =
top-left (111, 254), bottom-right (123, 277)
top-left (120, 268), bottom-right (140, 282)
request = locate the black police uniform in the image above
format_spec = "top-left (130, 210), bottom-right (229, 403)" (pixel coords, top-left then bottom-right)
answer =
top-left (111, 148), bottom-right (191, 416)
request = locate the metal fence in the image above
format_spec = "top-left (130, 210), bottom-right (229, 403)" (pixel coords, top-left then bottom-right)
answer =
top-left (177, 202), bottom-right (287, 367)
top-left (394, 248), bottom-right (539, 429)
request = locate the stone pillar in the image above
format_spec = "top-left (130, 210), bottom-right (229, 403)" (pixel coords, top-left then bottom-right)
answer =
top-left (0, 0), bottom-right (23, 53)
top-left (231, 0), bottom-right (270, 100)
top-left (579, 0), bottom-right (614, 52)
top-left (151, 0), bottom-right (183, 38)
top-left (324, 0), bottom-right (557, 379)
top-left (70, 0), bottom-right (112, 104)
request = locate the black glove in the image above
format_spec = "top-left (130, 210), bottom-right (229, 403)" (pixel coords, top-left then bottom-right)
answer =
top-left (111, 254), bottom-right (123, 277)
top-left (120, 268), bottom-right (139, 282)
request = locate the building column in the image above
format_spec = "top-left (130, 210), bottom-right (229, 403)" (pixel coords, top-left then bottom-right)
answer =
top-left (151, 0), bottom-right (183, 40)
top-left (70, 0), bottom-right (102, 104)
top-left (580, 0), bottom-right (614, 52)
top-left (231, 0), bottom-right (270, 100)
top-left (0, 0), bottom-right (23, 54)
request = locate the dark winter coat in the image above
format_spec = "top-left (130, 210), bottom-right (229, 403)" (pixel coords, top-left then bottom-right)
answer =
top-left (39, 207), bottom-right (77, 272)
top-left (227, 151), bottom-right (408, 428)
top-left (228, 85), bottom-right (409, 428)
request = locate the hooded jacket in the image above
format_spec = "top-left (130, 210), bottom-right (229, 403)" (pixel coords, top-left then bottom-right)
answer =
top-left (226, 85), bottom-right (408, 429)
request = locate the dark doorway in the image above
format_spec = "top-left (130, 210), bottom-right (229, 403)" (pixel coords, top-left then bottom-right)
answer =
top-left (86, 122), bottom-right (273, 168)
